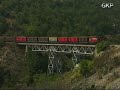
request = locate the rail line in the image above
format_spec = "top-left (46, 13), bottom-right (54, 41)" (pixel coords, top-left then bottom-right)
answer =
top-left (17, 43), bottom-right (96, 47)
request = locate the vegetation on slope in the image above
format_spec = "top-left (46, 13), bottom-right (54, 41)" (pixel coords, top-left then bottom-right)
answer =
top-left (0, 0), bottom-right (120, 89)
top-left (0, 0), bottom-right (120, 36)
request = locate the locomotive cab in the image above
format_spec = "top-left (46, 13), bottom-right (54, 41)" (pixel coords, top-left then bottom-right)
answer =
top-left (89, 36), bottom-right (99, 44)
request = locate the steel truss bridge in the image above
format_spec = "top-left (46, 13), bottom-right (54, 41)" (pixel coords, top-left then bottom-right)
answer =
top-left (17, 43), bottom-right (96, 74)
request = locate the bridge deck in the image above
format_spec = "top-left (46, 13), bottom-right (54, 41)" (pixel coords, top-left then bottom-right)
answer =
top-left (17, 43), bottom-right (96, 47)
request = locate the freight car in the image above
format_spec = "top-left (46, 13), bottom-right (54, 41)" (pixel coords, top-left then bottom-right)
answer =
top-left (79, 36), bottom-right (89, 43)
top-left (68, 37), bottom-right (79, 43)
top-left (49, 37), bottom-right (57, 43)
top-left (27, 37), bottom-right (38, 42)
top-left (58, 37), bottom-right (68, 43)
top-left (16, 36), bottom-right (26, 42)
top-left (5, 36), bottom-right (15, 42)
top-left (38, 37), bottom-right (48, 43)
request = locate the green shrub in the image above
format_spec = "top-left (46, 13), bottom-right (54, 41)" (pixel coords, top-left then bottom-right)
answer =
top-left (96, 41), bottom-right (110, 53)
top-left (0, 66), bottom-right (5, 87)
top-left (0, 23), bottom-right (6, 35)
top-left (80, 60), bottom-right (94, 77)
top-left (0, 39), bottom-right (5, 48)
top-left (108, 35), bottom-right (120, 44)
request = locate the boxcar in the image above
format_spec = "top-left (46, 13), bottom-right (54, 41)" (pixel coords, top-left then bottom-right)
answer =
top-left (49, 37), bottom-right (57, 42)
top-left (68, 37), bottom-right (78, 43)
top-left (5, 36), bottom-right (15, 42)
top-left (16, 36), bottom-right (27, 43)
top-left (58, 37), bottom-right (68, 43)
top-left (27, 37), bottom-right (38, 42)
top-left (38, 37), bottom-right (48, 42)
top-left (79, 36), bottom-right (89, 43)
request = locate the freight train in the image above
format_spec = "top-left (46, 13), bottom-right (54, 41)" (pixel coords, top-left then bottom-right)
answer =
top-left (0, 36), bottom-right (103, 44)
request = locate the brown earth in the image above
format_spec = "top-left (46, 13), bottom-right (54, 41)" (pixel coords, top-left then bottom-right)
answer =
top-left (72, 45), bottom-right (120, 90)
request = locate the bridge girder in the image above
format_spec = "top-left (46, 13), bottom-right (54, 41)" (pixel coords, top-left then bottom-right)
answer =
top-left (24, 44), bottom-right (95, 54)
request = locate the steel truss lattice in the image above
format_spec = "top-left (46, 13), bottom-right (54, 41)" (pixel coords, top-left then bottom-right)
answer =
top-left (23, 43), bottom-right (95, 74)
top-left (48, 46), bottom-right (54, 74)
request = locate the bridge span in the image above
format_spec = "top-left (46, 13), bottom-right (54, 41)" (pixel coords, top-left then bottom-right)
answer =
top-left (17, 43), bottom-right (96, 74)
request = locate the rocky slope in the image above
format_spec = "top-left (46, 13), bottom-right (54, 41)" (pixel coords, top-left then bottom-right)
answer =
top-left (0, 43), bottom-right (29, 88)
top-left (72, 45), bottom-right (120, 90)
top-left (0, 43), bottom-right (120, 89)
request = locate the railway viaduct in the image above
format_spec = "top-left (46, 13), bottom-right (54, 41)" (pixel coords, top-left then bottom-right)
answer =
top-left (16, 43), bottom-right (96, 74)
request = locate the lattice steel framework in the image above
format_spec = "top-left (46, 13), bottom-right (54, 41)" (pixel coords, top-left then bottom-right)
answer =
top-left (18, 43), bottom-right (95, 74)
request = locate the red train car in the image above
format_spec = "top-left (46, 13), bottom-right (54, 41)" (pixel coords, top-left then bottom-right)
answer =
top-left (89, 36), bottom-right (98, 43)
top-left (79, 37), bottom-right (89, 43)
top-left (16, 36), bottom-right (27, 42)
top-left (38, 37), bottom-right (48, 42)
top-left (68, 37), bottom-right (79, 43)
top-left (27, 37), bottom-right (37, 42)
top-left (5, 36), bottom-right (15, 42)
top-left (58, 37), bottom-right (68, 43)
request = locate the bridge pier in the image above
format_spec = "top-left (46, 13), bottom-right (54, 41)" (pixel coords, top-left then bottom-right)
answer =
top-left (25, 45), bottom-right (28, 56)
top-left (72, 47), bottom-right (78, 66)
top-left (48, 50), bottom-right (54, 74)
top-left (55, 54), bottom-right (62, 73)
top-left (48, 46), bottom-right (62, 74)
top-left (48, 46), bottom-right (56, 74)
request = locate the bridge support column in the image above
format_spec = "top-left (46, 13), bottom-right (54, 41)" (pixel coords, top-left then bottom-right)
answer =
top-left (72, 47), bottom-right (78, 66)
top-left (25, 45), bottom-right (28, 56)
top-left (55, 54), bottom-right (62, 73)
top-left (48, 46), bottom-right (62, 74)
top-left (48, 46), bottom-right (55, 74)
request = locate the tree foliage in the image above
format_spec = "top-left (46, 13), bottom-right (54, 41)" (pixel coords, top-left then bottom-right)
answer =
top-left (80, 60), bottom-right (94, 77)
top-left (0, 0), bottom-right (120, 36)
top-left (96, 41), bottom-right (110, 53)
top-left (0, 0), bottom-right (120, 89)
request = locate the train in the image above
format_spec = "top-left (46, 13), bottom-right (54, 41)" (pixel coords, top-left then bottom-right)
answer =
top-left (0, 36), bottom-right (103, 44)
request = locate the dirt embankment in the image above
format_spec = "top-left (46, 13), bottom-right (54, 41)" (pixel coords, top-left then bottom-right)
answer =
top-left (72, 45), bottom-right (120, 90)
top-left (0, 43), bottom-right (25, 63)
top-left (0, 43), bottom-right (28, 88)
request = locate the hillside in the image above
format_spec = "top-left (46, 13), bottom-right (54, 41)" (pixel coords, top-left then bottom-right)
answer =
top-left (0, 0), bottom-right (120, 36)
top-left (0, 43), bottom-right (120, 89)
top-left (0, 0), bottom-right (120, 89)
top-left (72, 45), bottom-right (120, 90)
